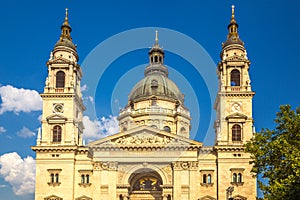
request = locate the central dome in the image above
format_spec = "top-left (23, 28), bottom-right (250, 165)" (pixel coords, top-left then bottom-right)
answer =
top-left (118, 32), bottom-right (190, 137)
top-left (128, 33), bottom-right (184, 104)
top-left (128, 72), bottom-right (184, 103)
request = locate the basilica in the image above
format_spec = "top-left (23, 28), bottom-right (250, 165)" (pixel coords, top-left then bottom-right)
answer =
top-left (32, 6), bottom-right (257, 200)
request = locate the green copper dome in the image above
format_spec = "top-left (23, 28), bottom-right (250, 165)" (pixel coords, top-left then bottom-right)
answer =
top-left (128, 73), bottom-right (184, 104)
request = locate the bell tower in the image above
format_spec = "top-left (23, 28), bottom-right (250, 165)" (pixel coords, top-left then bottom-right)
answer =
top-left (214, 5), bottom-right (255, 146)
top-left (37, 8), bottom-right (85, 147)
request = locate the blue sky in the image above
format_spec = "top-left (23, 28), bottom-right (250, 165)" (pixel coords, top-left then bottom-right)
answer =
top-left (0, 0), bottom-right (299, 199)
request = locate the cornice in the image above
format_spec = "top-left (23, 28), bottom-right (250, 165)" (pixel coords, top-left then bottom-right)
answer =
top-left (90, 145), bottom-right (200, 152)
top-left (218, 92), bottom-right (255, 97)
top-left (214, 145), bottom-right (245, 152)
top-left (31, 145), bottom-right (89, 153)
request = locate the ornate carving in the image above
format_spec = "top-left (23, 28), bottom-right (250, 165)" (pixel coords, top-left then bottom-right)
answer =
top-left (44, 195), bottom-right (63, 200)
top-left (114, 134), bottom-right (187, 146)
top-left (93, 161), bottom-right (118, 171)
top-left (172, 161), bottom-right (198, 170)
top-left (162, 165), bottom-right (172, 182)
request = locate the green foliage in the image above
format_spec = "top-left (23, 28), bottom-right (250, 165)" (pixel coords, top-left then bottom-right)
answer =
top-left (245, 105), bottom-right (300, 200)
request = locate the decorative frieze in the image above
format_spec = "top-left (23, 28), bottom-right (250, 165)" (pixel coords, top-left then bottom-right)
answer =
top-left (93, 161), bottom-right (118, 171)
top-left (172, 161), bottom-right (198, 170)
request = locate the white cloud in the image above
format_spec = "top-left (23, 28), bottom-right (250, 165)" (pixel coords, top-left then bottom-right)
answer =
top-left (81, 84), bottom-right (88, 92)
top-left (0, 152), bottom-right (35, 195)
top-left (17, 127), bottom-right (35, 138)
top-left (83, 96), bottom-right (94, 105)
top-left (0, 126), bottom-right (6, 134)
top-left (83, 115), bottom-right (119, 140)
top-left (0, 85), bottom-right (42, 115)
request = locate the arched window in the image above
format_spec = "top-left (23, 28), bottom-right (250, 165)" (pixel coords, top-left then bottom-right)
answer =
top-left (51, 173), bottom-right (55, 183)
top-left (56, 71), bottom-right (65, 88)
top-left (86, 175), bottom-right (90, 184)
top-left (163, 126), bottom-right (171, 133)
top-left (53, 125), bottom-right (62, 142)
top-left (237, 173), bottom-right (242, 183)
top-left (232, 124), bottom-right (241, 141)
top-left (81, 174), bottom-right (85, 183)
top-left (207, 174), bottom-right (212, 184)
top-left (233, 173), bottom-right (237, 182)
top-left (180, 127), bottom-right (187, 135)
top-left (154, 56), bottom-right (158, 63)
top-left (202, 174), bottom-right (207, 184)
top-left (230, 69), bottom-right (240, 86)
top-left (55, 174), bottom-right (59, 183)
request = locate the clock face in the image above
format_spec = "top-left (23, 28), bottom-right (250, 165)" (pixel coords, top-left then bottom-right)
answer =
top-left (232, 103), bottom-right (241, 112)
top-left (53, 104), bottom-right (64, 113)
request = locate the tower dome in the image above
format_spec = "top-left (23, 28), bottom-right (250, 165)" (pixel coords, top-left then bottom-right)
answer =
top-left (54, 8), bottom-right (77, 52)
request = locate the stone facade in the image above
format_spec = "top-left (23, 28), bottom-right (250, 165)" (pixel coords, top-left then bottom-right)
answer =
top-left (32, 6), bottom-right (256, 200)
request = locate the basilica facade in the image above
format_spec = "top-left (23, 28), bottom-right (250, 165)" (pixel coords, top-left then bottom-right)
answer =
top-left (32, 6), bottom-right (256, 200)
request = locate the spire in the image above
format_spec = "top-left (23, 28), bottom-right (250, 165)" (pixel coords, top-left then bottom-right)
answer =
top-left (223, 5), bottom-right (244, 47)
top-left (155, 30), bottom-right (159, 46)
top-left (227, 5), bottom-right (238, 39)
top-left (54, 8), bottom-right (77, 51)
top-left (60, 8), bottom-right (72, 41)
top-left (145, 30), bottom-right (168, 76)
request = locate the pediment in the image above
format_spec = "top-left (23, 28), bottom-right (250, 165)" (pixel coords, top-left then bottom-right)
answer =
top-left (232, 195), bottom-right (247, 200)
top-left (88, 126), bottom-right (202, 149)
top-left (226, 113), bottom-right (247, 120)
top-left (199, 195), bottom-right (216, 200)
top-left (46, 114), bottom-right (67, 124)
top-left (75, 195), bottom-right (92, 200)
top-left (44, 195), bottom-right (63, 200)
top-left (48, 57), bottom-right (72, 65)
top-left (226, 55), bottom-right (247, 62)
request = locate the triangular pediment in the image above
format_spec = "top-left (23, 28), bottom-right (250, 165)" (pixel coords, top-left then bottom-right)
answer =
top-left (75, 195), bottom-right (92, 200)
top-left (232, 195), bottom-right (247, 200)
top-left (226, 112), bottom-right (248, 120)
top-left (46, 114), bottom-right (67, 124)
top-left (44, 195), bottom-right (63, 200)
top-left (226, 55), bottom-right (247, 62)
top-left (48, 56), bottom-right (72, 65)
top-left (88, 126), bottom-right (202, 149)
top-left (199, 195), bottom-right (216, 200)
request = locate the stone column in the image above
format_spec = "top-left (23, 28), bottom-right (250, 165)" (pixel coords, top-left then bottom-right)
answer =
top-left (189, 161), bottom-right (199, 200)
top-left (172, 162), bottom-right (181, 200)
top-left (92, 162), bottom-right (102, 199)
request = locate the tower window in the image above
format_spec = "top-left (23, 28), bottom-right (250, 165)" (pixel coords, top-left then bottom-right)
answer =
top-left (201, 172), bottom-right (213, 185)
top-left (237, 173), bottom-right (242, 182)
top-left (202, 174), bottom-right (207, 184)
top-left (230, 69), bottom-right (240, 86)
top-left (47, 169), bottom-right (61, 186)
top-left (56, 71), bottom-right (65, 88)
top-left (207, 174), bottom-right (212, 184)
top-left (154, 56), bottom-right (158, 63)
top-left (233, 173), bottom-right (237, 182)
top-left (53, 125), bottom-right (62, 142)
top-left (51, 173), bottom-right (55, 183)
top-left (232, 124), bottom-right (241, 141)
top-left (180, 127), bottom-right (187, 135)
top-left (163, 126), bottom-right (171, 133)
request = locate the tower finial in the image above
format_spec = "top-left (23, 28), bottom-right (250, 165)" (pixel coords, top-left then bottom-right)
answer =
top-left (65, 8), bottom-right (69, 21)
top-left (231, 5), bottom-right (235, 19)
top-left (155, 30), bottom-right (159, 45)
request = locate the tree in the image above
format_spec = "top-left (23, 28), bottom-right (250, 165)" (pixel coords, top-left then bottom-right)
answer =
top-left (245, 105), bottom-right (300, 200)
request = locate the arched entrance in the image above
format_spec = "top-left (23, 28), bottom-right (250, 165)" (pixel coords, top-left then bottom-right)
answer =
top-left (128, 168), bottom-right (163, 200)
